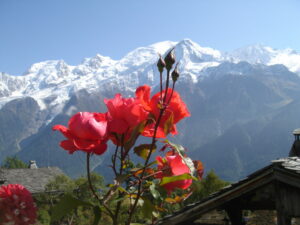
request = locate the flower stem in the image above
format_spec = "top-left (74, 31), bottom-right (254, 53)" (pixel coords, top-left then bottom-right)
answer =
top-left (163, 69), bottom-right (171, 103)
top-left (86, 153), bottom-right (101, 202)
top-left (86, 153), bottom-right (115, 222)
top-left (160, 71), bottom-right (163, 100)
top-left (128, 66), bottom-right (175, 224)
top-left (112, 145), bottom-right (119, 176)
top-left (114, 134), bottom-right (126, 224)
top-left (126, 108), bottom-right (165, 225)
top-left (167, 81), bottom-right (176, 105)
top-left (126, 68), bottom-right (173, 224)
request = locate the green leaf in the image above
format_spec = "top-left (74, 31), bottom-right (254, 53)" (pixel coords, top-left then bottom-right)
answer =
top-left (141, 197), bottom-right (155, 219)
top-left (93, 206), bottom-right (101, 225)
top-left (150, 182), bottom-right (160, 199)
top-left (117, 186), bottom-right (128, 193)
top-left (137, 197), bottom-right (144, 207)
top-left (147, 160), bottom-right (157, 168)
top-left (160, 173), bottom-right (195, 186)
top-left (134, 144), bottom-right (156, 160)
top-left (157, 185), bottom-right (168, 200)
top-left (112, 195), bottom-right (127, 204)
top-left (163, 140), bottom-right (185, 155)
top-left (50, 194), bottom-right (93, 222)
top-left (124, 121), bottom-right (146, 151)
top-left (163, 140), bottom-right (196, 175)
top-left (130, 167), bottom-right (142, 172)
top-left (116, 174), bottom-right (128, 184)
top-left (152, 210), bottom-right (160, 218)
top-left (163, 112), bottom-right (174, 135)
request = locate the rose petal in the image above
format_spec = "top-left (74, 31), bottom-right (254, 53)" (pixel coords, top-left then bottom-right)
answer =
top-left (60, 140), bottom-right (78, 153)
top-left (73, 138), bottom-right (97, 150)
top-left (69, 112), bottom-right (108, 140)
top-left (92, 142), bottom-right (108, 155)
top-left (52, 125), bottom-right (73, 139)
top-left (135, 85), bottom-right (152, 111)
top-left (108, 119), bottom-right (128, 134)
top-left (163, 179), bottom-right (192, 192)
top-left (169, 154), bottom-right (190, 175)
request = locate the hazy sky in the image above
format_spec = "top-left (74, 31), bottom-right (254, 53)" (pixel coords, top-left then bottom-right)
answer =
top-left (1, 0), bottom-right (300, 75)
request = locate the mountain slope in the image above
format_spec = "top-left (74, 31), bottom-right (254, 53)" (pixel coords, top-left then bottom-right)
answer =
top-left (1, 39), bottom-right (300, 180)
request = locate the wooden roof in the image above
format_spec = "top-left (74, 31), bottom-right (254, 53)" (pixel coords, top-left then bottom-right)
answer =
top-left (157, 157), bottom-right (300, 225)
top-left (0, 167), bottom-right (64, 194)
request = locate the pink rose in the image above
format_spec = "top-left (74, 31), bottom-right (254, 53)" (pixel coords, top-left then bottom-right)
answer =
top-left (53, 112), bottom-right (108, 155)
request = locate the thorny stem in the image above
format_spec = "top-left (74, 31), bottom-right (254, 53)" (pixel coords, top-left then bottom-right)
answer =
top-left (167, 81), bottom-right (176, 106)
top-left (114, 134), bottom-right (126, 225)
top-left (126, 107), bottom-right (166, 225)
top-left (86, 153), bottom-right (115, 221)
top-left (127, 168), bottom-right (169, 189)
top-left (112, 145), bottom-right (119, 177)
top-left (119, 134), bottom-right (125, 173)
top-left (126, 75), bottom-right (175, 224)
top-left (163, 69), bottom-right (171, 103)
top-left (102, 135), bottom-right (129, 209)
top-left (86, 153), bottom-right (101, 202)
top-left (119, 65), bottom-right (175, 224)
top-left (160, 71), bottom-right (163, 100)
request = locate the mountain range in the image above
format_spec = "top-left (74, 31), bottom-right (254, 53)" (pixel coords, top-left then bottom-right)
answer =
top-left (1, 39), bottom-right (300, 181)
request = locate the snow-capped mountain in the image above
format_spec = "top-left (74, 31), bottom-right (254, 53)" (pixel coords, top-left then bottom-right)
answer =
top-left (1, 39), bottom-right (300, 180)
top-left (0, 39), bottom-right (224, 112)
top-left (226, 44), bottom-right (300, 73)
top-left (1, 39), bottom-right (300, 114)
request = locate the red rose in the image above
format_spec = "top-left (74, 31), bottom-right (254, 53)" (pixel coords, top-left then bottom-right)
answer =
top-left (156, 152), bottom-right (192, 192)
top-left (136, 85), bottom-right (190, 138)
top-left (0, 184), bottom-right (37, 225)
top-left (104, 93), bottom-right (148, 145)
top-left (52, 112), bottom-right (108, 155)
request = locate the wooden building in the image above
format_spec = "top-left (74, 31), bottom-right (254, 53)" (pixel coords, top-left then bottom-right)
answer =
top-left (157, 157), bottom-right (300, 225)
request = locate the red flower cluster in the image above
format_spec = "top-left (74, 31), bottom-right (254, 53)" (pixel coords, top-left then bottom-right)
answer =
top-left (0, 184), bottom-right (37, 225)
top-left (53, 86), bottom-right (190, 154)
top-left (156, 152), bottom-right (192, 192)
top-left (136, 85), bottom-right (190, 138)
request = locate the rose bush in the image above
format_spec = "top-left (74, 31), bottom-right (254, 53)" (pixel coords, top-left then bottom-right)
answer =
top-left (0, 184), bottom-right (37, 225)
top-left (51, 49), bottom-right (203, 225)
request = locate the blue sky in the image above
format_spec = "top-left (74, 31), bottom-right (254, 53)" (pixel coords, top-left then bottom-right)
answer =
top-left (1, 0), bottom-right (299, 75)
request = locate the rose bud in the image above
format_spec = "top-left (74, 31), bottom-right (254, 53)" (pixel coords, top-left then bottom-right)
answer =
top-left (164, 49), bottom-right (175, 70)
top-left (157, 54), bottom-right (166, 73)
top-left (171, 64), bottom-right (180, 82)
